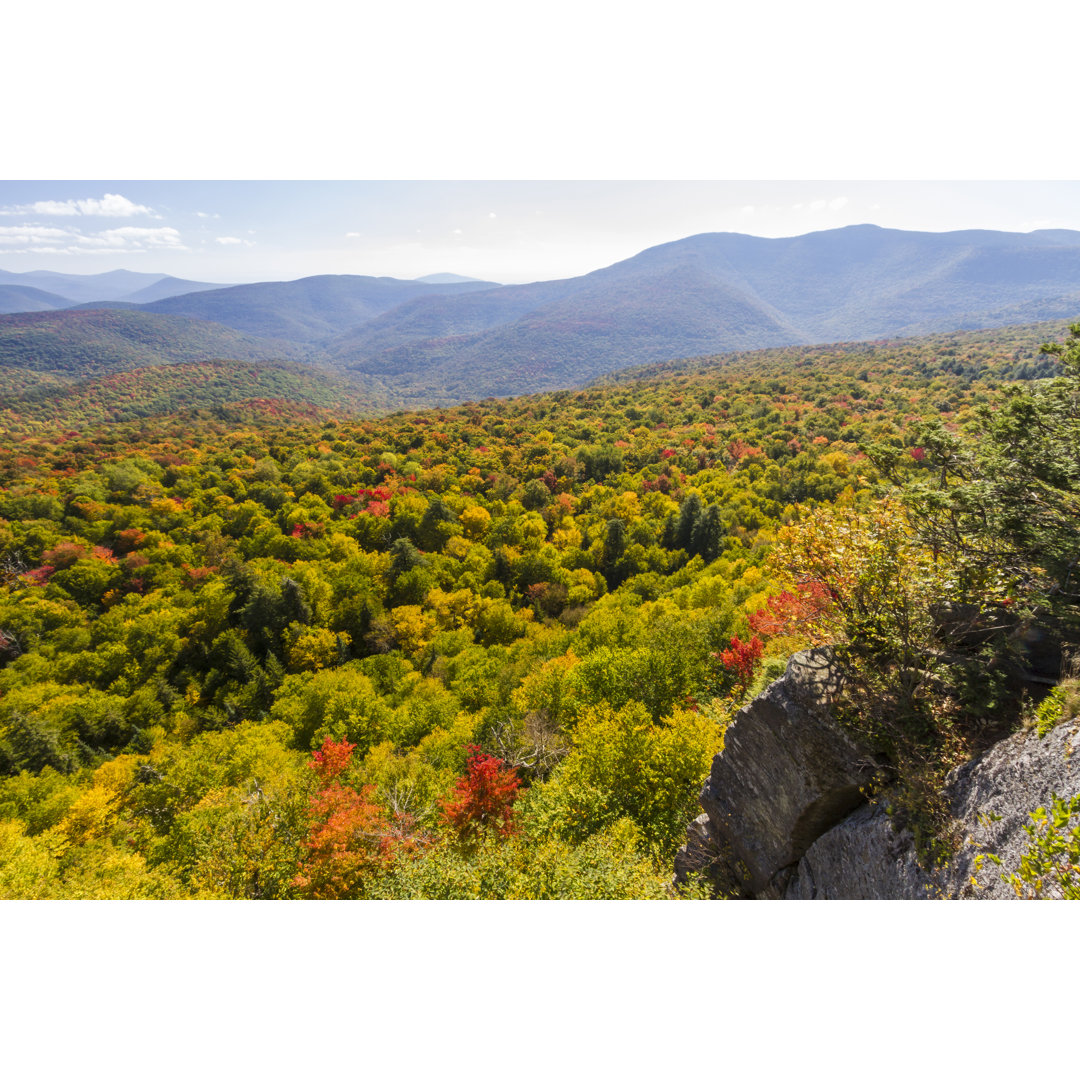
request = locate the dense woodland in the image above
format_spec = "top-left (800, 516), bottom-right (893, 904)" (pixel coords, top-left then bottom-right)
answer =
top-left (0, 319), bottom-right (1077, 898)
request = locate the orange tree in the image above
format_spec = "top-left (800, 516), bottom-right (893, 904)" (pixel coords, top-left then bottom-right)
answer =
top-left (292, 738), bottom-right (419, 899)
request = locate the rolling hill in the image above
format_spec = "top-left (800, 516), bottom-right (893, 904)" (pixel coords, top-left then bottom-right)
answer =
top-left (0, 309), bottom-right (312, 378)
top-left (0, 358), bottom-right (381, 433)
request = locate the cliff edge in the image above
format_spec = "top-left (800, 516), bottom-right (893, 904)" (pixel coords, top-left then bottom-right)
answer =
top-left (674, 650), bottom-right (1080, 899)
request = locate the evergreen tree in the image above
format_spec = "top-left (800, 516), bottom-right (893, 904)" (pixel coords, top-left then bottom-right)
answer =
top-left (675, 492), bottom-right (703, 552)
top-left (387, 538), bottom-right (425, 582)
top-left (691, 504), bottom-right (724, 562)
top-left (661, 512), bottom-right (678, 550)
top-left (905, 324), bottom-right (1080, 642)
top-left (417, 497), bottom-right (457, 552)
top-left (601, 518), bottom-right (627, 587)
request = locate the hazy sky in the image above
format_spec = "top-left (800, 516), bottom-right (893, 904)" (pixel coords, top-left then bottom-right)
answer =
top-left (3, 181), bottom-right (1080, 286)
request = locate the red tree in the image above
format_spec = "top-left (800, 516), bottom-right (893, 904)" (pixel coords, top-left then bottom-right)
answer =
top-left (719, 634), bottom-right (764, 687)
top-left (440, 746), bottom-right (521, 842)
top-left (747, 582), bottom-right (833, 639)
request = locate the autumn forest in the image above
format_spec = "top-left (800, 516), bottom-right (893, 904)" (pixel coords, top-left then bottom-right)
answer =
top-left (1, 302), bottom-right (1077, 900)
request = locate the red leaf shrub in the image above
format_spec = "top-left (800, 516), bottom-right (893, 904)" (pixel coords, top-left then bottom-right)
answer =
top-left (719, 634), bottom-right (764, 686)
top-left (310, 736), bottom-right (356, 783)
top-left (704, 634), bottom-right (764, 698)
top-left (748, 582), bottom-right (833, 638)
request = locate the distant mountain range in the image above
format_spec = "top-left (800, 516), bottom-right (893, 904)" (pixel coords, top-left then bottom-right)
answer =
top-left (3, 225), bottom-right (1080, 402)
top-left (322, 225), bottom-right (1080, 398)
top-left (0, 269), bottom-right (225, 312)
top-left (414, 272), bottom-right (492, 285)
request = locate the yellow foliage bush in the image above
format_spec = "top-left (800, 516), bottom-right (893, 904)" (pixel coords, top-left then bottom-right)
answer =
top-left (287, 625), bottom-right (342, 672)
top-left (460, 504), bottom-right (491, 539)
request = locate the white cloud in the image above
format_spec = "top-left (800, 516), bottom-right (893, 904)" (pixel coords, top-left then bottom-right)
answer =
top-left (195, 211), bottom-right (220, 219)
top-left (96, 226), bottom-right (184, 248)
top-left (215, 235), bottom-right (253, 246)
top-left (345, 232), bottom-right (362, 238)
top-left (740, 205), bottom-right (756, 216)
top-left (808, 196), bottom-right (849, 214)
top-left (488, 212), bottom-right (496, 219)
top-left (0, 225), bottom-right (79, 245)
top-left (0, 223), bottom-right (184, 254)
top-left (0, 193), bottom-right (159, 218)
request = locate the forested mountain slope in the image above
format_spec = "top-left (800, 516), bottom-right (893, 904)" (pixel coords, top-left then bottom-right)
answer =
top-left (0, 309), bottom-right (312, 377)
top-left (0, 359), bottom-right (381, 433)
top-left (139, 274), bottom-right (502, 343)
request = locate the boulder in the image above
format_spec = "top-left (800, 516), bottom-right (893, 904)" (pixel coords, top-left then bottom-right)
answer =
top-left (671, 814), bottom-right (747, 897)
top-left (783, 801), bottom-right (935, 899)
top-left (942, 713), bottom-right (1080, 898)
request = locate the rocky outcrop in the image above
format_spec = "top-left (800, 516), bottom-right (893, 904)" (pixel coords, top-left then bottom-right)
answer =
top-left (675, 650), bottom-right (1080, 899)
top-left (694, 649), bottom-right (881, 896)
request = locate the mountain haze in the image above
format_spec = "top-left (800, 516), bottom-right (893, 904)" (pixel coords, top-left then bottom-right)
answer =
top-left (0, 269), bottom-right (169, 304)
top-left (0, 285), bottom-right (75, 314)
top-left (414, 273), bottom-right (494, 285)
top-left (114, 275), bottom-right (228, 304)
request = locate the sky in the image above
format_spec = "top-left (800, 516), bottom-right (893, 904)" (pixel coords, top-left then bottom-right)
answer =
top-left (3, 180), bottom-right (1080, 286)
top-left (5, 2), bottom-right (1079, 288)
